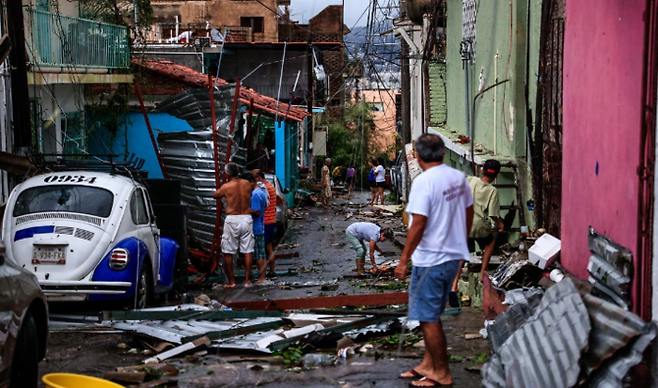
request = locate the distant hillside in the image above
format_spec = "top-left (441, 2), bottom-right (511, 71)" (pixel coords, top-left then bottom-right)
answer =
top-left (345, 22), bottom-right (400, 68)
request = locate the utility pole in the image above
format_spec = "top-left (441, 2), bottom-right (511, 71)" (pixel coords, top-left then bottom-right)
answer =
top-left (7, 0), bottom-right (31, 151)
top-left (400, 1), bottom-right (411, 146)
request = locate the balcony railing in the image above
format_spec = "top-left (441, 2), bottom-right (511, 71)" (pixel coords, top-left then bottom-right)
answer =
top-left (24, 8), bottom-right (130, 69)
top-left (144, 23), bottom-right (253, 43)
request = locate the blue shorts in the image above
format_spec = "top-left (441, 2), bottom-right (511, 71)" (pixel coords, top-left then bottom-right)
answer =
top-left (264, 224), bottom-right (276, 243)
top-left (408, 260), bottom-right (461, 322)
top-left (254, 234), bottom-right (266, 260)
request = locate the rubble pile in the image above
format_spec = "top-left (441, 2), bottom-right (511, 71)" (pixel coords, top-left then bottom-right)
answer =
top-left (481, 279), bottom-right (656, 388)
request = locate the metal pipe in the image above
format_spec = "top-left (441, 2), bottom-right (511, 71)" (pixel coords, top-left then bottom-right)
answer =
top-left (226, 77), bottom-right (242, 177)
top-left (133, 79), bottom-right (168, 179)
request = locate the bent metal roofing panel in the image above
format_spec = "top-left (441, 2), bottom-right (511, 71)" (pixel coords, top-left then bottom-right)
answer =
top-left (133, 58), bottom-right (310, 122)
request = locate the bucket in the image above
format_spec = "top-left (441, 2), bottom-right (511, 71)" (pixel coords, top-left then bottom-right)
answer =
top-left (43, 373), bottom-right (125, 388)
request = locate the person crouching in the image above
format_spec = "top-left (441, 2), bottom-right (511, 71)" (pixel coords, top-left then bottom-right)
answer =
top-left (345, 222), bottom-right (394, 275)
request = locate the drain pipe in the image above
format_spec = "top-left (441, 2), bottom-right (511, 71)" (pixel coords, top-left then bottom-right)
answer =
top-left (460, 40), bottom-right (474, 174)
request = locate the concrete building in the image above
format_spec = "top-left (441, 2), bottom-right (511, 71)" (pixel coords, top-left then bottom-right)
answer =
top-left (23, 0), bottom-right (133, 155)
top-left (149, 0), bottom-right (290, 43)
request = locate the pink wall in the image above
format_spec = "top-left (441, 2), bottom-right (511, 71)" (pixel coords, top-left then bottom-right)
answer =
top-left (561, 1), bottom-right (646, 283)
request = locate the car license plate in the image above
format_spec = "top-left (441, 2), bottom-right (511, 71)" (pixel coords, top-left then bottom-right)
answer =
top-left (32, 246), bottom-right (66, 265)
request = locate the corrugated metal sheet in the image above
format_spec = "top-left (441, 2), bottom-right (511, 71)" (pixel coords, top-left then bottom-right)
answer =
top-left (103, 315), bottom-right (283, 345)
top-left (487, 288), bottom-right (543, 352)
top-left (587, 228), bottom-right (633, 308)
top-left (156, 87), bottom-right (247, 249)
top-left (482, 278), bottom-right (657, 388)
top-left (580, 294), bottom-right (657, 388)
top-left (481, 278), bottom-right (591, 388)
top-left (135, 59), bottom-right (309, 122)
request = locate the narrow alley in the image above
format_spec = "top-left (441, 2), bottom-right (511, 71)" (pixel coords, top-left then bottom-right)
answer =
top-left (39, 191), bottom-right (490, 388)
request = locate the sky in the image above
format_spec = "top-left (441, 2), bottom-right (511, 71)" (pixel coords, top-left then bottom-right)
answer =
top-left (289, 0), bottom-right (370, 28)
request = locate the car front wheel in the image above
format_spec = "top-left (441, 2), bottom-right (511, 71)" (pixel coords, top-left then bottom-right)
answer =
top-left (9, 312), bottom-right (39, 388)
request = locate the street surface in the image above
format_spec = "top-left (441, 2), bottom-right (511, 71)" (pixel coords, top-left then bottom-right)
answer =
top-left (39, 190), bottom-right (489, 387)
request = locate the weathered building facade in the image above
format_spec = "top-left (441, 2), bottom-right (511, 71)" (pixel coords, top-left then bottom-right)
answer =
top-left (150, 0), bottom-right (289, 42)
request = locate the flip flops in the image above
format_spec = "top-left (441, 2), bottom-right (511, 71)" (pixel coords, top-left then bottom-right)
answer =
top-left (399, 369), bottom-right (424, 379)
top-left (409, 377), bottom-right (453, 387)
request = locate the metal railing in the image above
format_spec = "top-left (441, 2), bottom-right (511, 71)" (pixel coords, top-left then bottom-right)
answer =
top-left (24, 8), bottom-right (130, 69)
top-left (144, 23), bottom-right (253, 43)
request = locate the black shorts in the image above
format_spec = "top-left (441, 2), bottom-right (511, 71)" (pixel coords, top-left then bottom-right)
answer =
top-left (376, 181), bottom-right (386, 188)
top-left (468, 233), bottom-right (494, 252)
top-left (369, 180), bottom-right (377, 188)
top-left (346, 176), bottom-right (355, 184)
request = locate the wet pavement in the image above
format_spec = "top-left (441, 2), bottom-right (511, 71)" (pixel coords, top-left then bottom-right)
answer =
top-left (39, 190), bottom-right (489, 387)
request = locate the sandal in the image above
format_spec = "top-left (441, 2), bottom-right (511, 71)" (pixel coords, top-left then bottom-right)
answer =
top-left (399, 369), bottom-right (424, 379)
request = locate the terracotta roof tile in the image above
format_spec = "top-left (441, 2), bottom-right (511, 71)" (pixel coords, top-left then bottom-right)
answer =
top-left (133, 58), bottom-right (309, 122)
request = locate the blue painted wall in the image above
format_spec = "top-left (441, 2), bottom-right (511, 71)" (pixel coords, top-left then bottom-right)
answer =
top-left (88, 113), bottom-right (194, 179)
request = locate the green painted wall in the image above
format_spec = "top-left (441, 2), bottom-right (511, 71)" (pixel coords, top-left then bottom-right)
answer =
top-left (445, 0), bottom-right (542, 158)
top-left (437, 0), bottom-right (543, 230)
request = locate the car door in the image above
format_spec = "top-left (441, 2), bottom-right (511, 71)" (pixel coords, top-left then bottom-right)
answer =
top-left (0, 257), bottom-right (22, 383)
top-left (130, 189), bottom-right (160, 283)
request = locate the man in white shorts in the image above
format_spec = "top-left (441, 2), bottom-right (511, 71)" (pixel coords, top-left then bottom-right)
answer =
top-left (212, 162), bottom-right (255, 288)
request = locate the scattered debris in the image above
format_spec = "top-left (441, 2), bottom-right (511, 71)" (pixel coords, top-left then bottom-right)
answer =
top-left (587, 227), bottom-right (633, 309)
top-left (481, 278), bottom-right (657, 388)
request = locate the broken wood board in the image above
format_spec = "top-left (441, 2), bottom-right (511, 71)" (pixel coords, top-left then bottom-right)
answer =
top-left (144, 336), bottom-right (211, 364)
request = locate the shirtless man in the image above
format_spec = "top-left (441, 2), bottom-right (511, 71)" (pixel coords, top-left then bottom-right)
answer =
top-left (212, 162), bottom-right (255, 288)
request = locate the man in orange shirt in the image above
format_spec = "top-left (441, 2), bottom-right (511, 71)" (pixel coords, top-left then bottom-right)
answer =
top-left (253, 170), bottom-right (278, 277)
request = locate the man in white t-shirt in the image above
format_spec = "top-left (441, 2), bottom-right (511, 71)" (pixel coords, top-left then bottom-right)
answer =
top-left (395, 133), bottom-right (474, 387)
top-left (373, 157), bottom-right (386, 205)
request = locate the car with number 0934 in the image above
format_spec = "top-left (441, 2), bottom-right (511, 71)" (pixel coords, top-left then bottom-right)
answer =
top-left (1, 172), bottom-right (179, 308)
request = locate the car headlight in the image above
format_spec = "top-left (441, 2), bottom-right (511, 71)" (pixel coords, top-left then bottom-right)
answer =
top-left (109, 248), bottom-right (130, 270)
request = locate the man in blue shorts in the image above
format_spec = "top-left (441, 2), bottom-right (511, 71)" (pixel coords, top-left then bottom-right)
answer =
top-left (243, 173), bottom-right (268, 286)
top-left (395, 133), bottom-right (474, 387)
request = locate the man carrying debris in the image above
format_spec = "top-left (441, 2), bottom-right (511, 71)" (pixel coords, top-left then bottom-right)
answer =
top-left (252, 169), bottom-right (278, 278)
top-left (345, 222), bottom-right (394, 275)
top-left (212, 162), bottom-right (254, 289)
top-left (244, 173), bottom-right (268, 285)
top-left (321, 158), bottom-right (332, 207)
top-left (395, 133), bottom-right (473, 388)
top-left (466, 159), bottom-right (504, 282)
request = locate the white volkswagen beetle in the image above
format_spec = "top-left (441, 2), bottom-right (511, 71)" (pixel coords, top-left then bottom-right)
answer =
top-left (1, 171), bottom-right (179, 308)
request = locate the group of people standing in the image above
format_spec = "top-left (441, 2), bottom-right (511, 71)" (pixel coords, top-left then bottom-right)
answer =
top-left (368, 157), bottom-right (387, 205)
top-left (211, 163), bottom-right (278, 288)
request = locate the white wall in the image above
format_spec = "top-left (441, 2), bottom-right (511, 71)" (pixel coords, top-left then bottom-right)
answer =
top-left (30, 83), bottom-right (86, 154)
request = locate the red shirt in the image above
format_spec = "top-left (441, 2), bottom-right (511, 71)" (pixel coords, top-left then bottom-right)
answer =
top-left (264, 181), bottom-right (277, 225)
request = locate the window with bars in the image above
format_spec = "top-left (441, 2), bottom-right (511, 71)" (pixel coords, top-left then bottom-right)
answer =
top-left (62, 111), bottom-right (87, 154)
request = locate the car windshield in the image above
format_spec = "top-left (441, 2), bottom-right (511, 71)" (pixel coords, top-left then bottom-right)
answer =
top-left (13, 185), bottom-right (114, 217)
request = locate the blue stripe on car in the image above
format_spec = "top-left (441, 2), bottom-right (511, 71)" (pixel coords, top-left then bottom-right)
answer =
top-left (90, 238), bottom-right (147, 302)
top-left (14, 226), bottom-right (55, 241)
